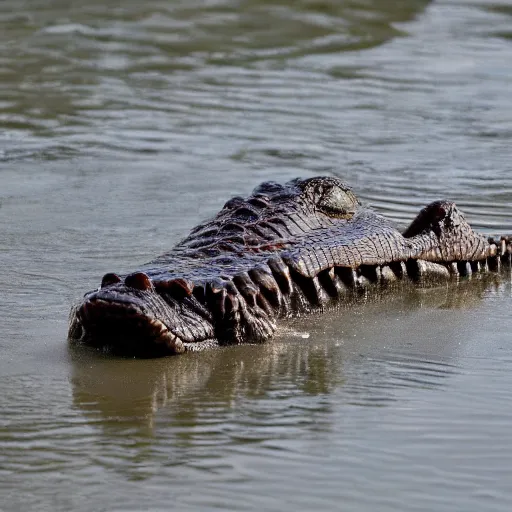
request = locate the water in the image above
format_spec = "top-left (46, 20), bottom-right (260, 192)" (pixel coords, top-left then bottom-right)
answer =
top-left (1, 0), bottom-right (512, 510)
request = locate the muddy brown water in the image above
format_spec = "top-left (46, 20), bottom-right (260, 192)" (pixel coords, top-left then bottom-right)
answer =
top-left (1, 1), bottom-right (512, 510)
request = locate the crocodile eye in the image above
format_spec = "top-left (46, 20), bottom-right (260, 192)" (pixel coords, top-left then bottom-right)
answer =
top-left (298, 177), bottom-right (360, 219)
top-left (317, 185), bottom-right (359, 219)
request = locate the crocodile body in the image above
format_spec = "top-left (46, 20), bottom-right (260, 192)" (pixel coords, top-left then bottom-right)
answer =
top-left (69, 176), bottom-right (511, 356)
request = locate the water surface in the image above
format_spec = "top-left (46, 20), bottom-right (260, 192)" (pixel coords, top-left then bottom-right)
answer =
top-left (1, 0), bottom-right (512, 510)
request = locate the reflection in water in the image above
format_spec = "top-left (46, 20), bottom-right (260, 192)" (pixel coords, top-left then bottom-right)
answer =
top-left (71, 340), bottom-right (338, 433)
top-left (62, 273), bottom-right (510, 486)
top-left (70, 273), bottom-right (503, 441)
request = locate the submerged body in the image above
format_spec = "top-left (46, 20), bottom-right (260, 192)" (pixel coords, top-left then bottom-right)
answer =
top-left (69, 176), bottom-right (511, 356)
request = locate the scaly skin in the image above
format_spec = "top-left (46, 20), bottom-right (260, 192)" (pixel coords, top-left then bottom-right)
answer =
top-left (69, 177), bottom-right (512, 357)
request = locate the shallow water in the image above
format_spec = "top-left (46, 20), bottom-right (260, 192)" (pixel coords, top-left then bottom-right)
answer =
top-left (1, 0), bottom-right (512, 510)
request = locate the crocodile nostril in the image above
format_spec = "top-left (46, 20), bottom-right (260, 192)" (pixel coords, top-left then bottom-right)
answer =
top-left (101, 273), bottom-right (121, 288)
top-left (125, 272), bottom-right (153, 291)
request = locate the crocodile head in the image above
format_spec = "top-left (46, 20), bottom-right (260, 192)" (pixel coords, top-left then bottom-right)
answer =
top-left (69, 176), bottom-right (495, 357)
top-left (69, 177), bottom-right (363, 355)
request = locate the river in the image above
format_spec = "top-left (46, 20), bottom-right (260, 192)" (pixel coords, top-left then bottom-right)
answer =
top-left (1, 0), bottom-right (512, 510)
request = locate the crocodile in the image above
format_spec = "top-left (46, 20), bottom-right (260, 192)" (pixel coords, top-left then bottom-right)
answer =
top-left (69, 176), bottom-right (511, 357)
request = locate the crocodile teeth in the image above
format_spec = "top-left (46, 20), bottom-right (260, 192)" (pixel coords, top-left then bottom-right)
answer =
top-left (148, 319), bottom-right (185, 354)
